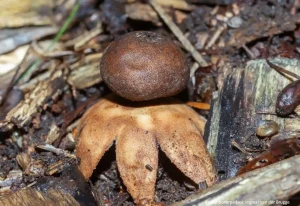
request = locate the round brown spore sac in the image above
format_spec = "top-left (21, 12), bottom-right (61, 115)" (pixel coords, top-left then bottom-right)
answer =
top-left (100, 31), bottom-right (189, 101)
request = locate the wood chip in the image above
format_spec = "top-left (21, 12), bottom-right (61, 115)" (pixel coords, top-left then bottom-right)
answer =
top-left (125, 3), bottom-right (162, 26)
top-left (37, 144), bottom-right (76, 159)
top-left (45, 124), bottom-right (60, 144)
top-left (187, 102), bottom-right (211, 110)
top-left (65, 23), bottom-right (104, 50)
top-left (67, 62), bottom-right (102, 89)
top-left (0, 71), bottom-right (64, 131)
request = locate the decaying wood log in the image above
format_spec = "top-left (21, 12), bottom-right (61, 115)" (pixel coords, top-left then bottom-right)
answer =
top-left (173, 58), bottom-right (300, 205)
top-left (204, 57), bottom-right (300, 179)
top-left (0, 188), bottom-right (79, 206)
top-left (173, 154), bottom-right (300, 205)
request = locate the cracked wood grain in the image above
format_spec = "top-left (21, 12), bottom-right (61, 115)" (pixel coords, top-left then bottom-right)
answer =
top-left (205, 58), bottom-right (300, 179)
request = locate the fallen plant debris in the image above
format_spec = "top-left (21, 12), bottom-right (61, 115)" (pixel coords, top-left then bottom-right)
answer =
top-left (1, 0), bottom-right (300, 205)
top-left (236, 129), bottom-right (300, 175)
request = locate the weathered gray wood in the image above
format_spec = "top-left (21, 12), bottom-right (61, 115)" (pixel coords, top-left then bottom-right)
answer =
top-left (173, 154), bottom-right (300, 206)
top-left (204, 58), bottom-right (300, 179)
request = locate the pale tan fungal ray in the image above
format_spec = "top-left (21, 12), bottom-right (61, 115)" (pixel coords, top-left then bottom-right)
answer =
top-left (116, 126), bottom-right (158, 204)
top-left (75, 94), bottom-right (216, 204)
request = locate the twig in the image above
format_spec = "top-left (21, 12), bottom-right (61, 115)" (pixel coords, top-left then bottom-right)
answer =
top-left (24, 181), bottom-right (37, 188)
top-left (232, 139), bottom-right (263, 154)
top-left (36, 144), bottom-right (76, 159)
top-left (74, 23), bottom-right (103, 50)
top-left (190, 62), bottom-right (199, 86)
top-left (149, 0), bottom-right (208, 67)
top-left (291, 0), bottom-right (300, 15)
top-left (242, 44), bottom-right (255, 59)
top-left (189, 62), bottom-right (199, 78)
top-left (204, 24), bottom-right (227, 49)
top-left (266, 59), bottom-right (300, 80)
top-left (67, 120), bottom-right (79, 132)
top-left (231, 140), bottom-right (251, 155)
top-left (210, 6), bottom-right (219, 15)
top-left (31, 41), bottom-right (75, 59)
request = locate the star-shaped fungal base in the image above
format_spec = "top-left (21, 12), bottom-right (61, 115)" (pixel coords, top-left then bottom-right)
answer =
top-left (75, 94), bottom-right (216, 205)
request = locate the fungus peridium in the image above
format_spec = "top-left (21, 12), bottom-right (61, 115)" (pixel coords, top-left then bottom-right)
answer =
top-left (100, 31), bottom-right (189, 101)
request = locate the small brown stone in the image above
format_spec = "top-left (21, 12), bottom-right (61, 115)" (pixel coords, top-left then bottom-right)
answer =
top-left (256, 120), bottom-right (279, 138)
top-left (100, 31), bottom-right (189, 101)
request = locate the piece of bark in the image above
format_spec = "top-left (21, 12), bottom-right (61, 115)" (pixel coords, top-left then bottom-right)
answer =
top-left (204, 57), bottom-right (300, 180)
top-left (0, 71), bottom-right (65, 131)
top-left (0, 188), bottom-right (79, 206)
top-left (172, 154), bottom-right (300, 205)
top-left (45, 124), bottom-right (60, 144)
top-left (67, 62), bottom-right (102, 90)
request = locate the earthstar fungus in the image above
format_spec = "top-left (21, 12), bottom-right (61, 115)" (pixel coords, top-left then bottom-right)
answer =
top-left (75, 31), bottom-right (216, 205)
